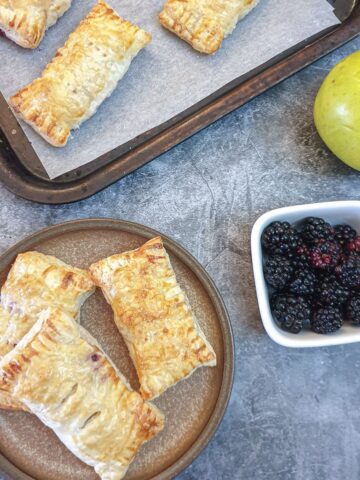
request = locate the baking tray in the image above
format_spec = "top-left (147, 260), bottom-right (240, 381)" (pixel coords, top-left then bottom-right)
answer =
top-left (0, 0), bottom-right (358, 205)
top-left (0, 218), bottom-right (234, 480)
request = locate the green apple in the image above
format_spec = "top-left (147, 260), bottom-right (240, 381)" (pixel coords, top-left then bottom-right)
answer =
top-left (314, 51), bottom-right (360, 171)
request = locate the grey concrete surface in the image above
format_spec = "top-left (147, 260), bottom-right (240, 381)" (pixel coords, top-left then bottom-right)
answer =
top-left (2, 36), bottom-right (360, 480)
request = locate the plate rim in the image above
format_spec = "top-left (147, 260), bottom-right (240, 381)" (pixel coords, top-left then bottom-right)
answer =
top-left (0, 218), bottom-right (234, 480)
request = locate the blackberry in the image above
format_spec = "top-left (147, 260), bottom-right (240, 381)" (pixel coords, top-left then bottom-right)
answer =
top-left (263, 256), bottom-right (294, 290)
top-left (301, 217), bottom-right (334, 245)
top-left (334, 224), bottom-right (357, 248)
top-left (311, 307), bottom-right (342, 334)
top-left (337, 251), bottom-right (348, 265)
top-left (336, 254), bottom-right (360, 289)
top-left (347, 235), bottom-right (360, 254)
top-left (288, 269), bottom-right (316, 296)
top-left (346, 296), bottom-right (360, 325)
top-left (309, 241), bottom-right (340, 270)
top-left (271, 294), bottom-right (311, 334)
top-left (315, 275), bottom-right (350, 307)
top-left (287, 245), bottom-right (311, 270)
top-left (262, 221), bottom-right (302, 255)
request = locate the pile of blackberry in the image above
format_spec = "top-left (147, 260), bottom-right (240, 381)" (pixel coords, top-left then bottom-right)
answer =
top-left (262, 217), bottom-right (360, 334)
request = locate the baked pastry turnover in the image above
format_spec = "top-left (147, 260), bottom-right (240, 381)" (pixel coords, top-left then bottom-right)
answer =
top-left (0, 0), bottom-right (72, 49)
top-left (0, 251), bottom-right (95, 410)
top-left (159, 0), bottom-right (260, 54)
top-left (0, 308), bottom-right (164, 480)
top-left (90, 237), bottom-right (216, 400)
top-left (9, 0), bottom-right (152, 147)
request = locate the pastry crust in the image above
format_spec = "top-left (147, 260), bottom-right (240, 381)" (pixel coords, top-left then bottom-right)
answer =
top-left (0, 251), bottom-right (95, 411)
top-left (9, 0), bottom-right (152, 147)
top-left (47, 0), bottom-right (72, 28)
top-left (0, 308), bottom-right (164, 480)
top-left (0, 0), bottom-right (72, 49)
top-left (0, 306), bottom-right (26, 411)
top-left (159, 0), bottom-right (260, 54)
top-left (89, 237), bottom-right (216, 401)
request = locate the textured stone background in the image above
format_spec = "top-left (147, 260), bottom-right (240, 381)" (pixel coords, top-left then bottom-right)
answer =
top-left (2, 36), bottom-right (360, 480)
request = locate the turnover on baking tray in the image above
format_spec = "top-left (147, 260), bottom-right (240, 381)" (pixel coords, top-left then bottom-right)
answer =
top-left (9, 0), bottom-right (151, 147)
top-left (0, 0), bottom-right (72, 48)
top-left (159, 0), bottom-right (261, 54)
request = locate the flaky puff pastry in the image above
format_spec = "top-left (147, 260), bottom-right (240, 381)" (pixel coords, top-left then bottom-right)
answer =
top-left (0, 306), bottom-right (21, 410)
top-left (0, 0), bottom-right (72, 49)
top-left (90, 237), bottom-right (216, 401)
top-left (159, 0), bottom-right (260, 54)
top-left (0, 251), bottom-right (95, 356)
top-left (0, 251), bottom-right (95, 411)
top-left (0, 308), bottom-right (164, 480)
top-left (9, 0), bottom-right (151, 147)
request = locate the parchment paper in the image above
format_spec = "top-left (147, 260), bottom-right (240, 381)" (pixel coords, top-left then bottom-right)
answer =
top-left (0, 0), bottom-right (340, 179)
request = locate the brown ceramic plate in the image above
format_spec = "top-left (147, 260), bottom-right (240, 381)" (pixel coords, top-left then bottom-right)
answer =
top-left (0, 219), bottom-right (234, 480)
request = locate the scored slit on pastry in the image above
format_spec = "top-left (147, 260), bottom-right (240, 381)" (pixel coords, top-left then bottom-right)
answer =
top-left (0, 308), bottom-right (164, 480)
top-left (0, 251), bottom-right (95, 411)
top-left (0, 0), bottom-right (72, 49)
top-left (90, 237), bottom-right (216, 401)
top-left (159, 0), bottom-right (260, 54)
top-left (9, 0), bottom-right (152, 147)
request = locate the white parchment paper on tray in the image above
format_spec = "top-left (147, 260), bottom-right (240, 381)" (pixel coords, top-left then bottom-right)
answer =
top-left (0, 0), bottom-right (339, 179)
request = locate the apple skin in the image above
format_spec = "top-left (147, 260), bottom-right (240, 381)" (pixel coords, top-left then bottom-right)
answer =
top-left (314, 51), bottom-right (360, 171)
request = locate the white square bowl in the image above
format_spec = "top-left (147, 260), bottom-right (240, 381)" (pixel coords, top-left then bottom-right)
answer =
top-left (251, 201), bottom-right (360, 348)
